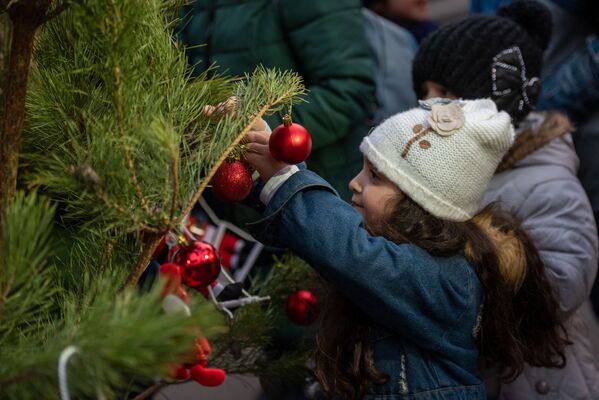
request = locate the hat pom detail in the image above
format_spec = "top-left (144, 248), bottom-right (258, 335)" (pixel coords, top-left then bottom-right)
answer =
top-left (428, 103), bottom-right (465, 136)
top-left (497, 0), bottom-right (553, 50)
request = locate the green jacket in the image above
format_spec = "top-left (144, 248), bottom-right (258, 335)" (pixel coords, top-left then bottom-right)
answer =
top-left (179, 0), bottom-right (376, 199)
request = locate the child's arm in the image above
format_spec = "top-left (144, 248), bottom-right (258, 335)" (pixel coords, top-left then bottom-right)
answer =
top-left (245, 132), bottom-right (479, 353)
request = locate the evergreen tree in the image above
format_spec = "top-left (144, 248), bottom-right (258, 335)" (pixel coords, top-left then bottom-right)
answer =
top-left (0, 0), bottom-right (305, 398)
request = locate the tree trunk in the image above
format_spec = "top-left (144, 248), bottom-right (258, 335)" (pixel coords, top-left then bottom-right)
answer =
top-left (0, 0), bottom-right (52, 213)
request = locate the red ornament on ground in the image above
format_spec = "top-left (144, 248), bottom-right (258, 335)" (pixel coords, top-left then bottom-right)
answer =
top-left (286, 289), bottom-right (320, 326)
top-left (211, 160), bottom-right (253, 202)
top-left (270, 115), bottom-right (312, 164)
top-left (174, 241), bottom-right (221, 288)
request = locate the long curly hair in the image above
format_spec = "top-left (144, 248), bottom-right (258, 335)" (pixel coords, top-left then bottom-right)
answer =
top-left (314, 195), bottom-right (568, 399)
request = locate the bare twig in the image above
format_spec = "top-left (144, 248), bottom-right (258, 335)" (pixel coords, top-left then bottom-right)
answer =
top-left (131, 381), bottom-right (166, 400)
top-left (39, 1), bottom-right (69, 24)
top-left (167, 145), bottom-right (179, 226)
top-left (123, 232), bottom-right (164, 289)
top-left (0, 371), bottom-right (42, 391)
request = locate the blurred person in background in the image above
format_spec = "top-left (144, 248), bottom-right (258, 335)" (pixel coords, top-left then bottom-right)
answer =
top-left (178, 0), bottom-right (376, 202)
top-left (471, 0), bottom-right (599, 320)
top-left (363, 0), bottom-right (438, 43)
top-left (361, 5), bottom-right (419, 123)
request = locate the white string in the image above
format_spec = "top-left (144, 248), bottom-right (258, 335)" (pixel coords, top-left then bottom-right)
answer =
top-left (207, 285), bottom-right (234, 319)
top-left (58, 346), bottom-right (80, 400)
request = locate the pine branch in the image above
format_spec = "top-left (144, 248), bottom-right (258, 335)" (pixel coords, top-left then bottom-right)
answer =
top-left (113, 65), bottom-right (153, 218)
top-left (131, 381), bottom-right (166, 400)
top-left (182, 94), bottom-right (290, 219)
top-left (124, 68), bottom-right (304, 288)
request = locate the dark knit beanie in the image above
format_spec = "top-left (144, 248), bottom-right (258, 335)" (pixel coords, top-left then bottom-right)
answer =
top-left (413, 0), bottom-right (552, 123)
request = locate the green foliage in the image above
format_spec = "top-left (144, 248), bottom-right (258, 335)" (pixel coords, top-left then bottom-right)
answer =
top-left (210, 253), bottom-right (322, 380)
top-left (0, 0), bottom-right (306, 397)
top-left (0, 192), bottom-right (59, 342)
top-left (21, 0), bottom-right (303, 287)
top-left (254, 253), bottom-right (323, 306)
top-left (0, 192), bottom-right (226, 398)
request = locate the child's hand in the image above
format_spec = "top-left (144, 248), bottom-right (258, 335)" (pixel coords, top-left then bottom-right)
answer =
top-left (245, 129), bottom-right (289, 182)
top-left (203, 96), bottom-right (237, 117)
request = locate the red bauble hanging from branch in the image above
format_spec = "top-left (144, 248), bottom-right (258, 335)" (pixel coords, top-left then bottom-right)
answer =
top-left (211, 160), bottom-right (253, 202)
top-left (174, 241), bottom-right (221, 288)
top-left (269, 115), bottom-right (312, 164)
top-left (286, 289), bottom-right (320, 326)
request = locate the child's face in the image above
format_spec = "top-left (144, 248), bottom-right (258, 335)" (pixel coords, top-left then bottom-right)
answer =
top-left (380, 0), bottom-right (429, 22)
top-left (421, 81), bottom-right (457, 100)
top-left (349, 157), bottom-right (403, 224)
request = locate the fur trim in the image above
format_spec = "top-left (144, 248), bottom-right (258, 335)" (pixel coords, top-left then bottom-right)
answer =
top-left (496, 111), bottom-right (573, 172)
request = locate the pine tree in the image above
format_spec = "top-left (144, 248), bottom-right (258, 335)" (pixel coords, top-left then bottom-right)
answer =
top-left (0, 0), bottom-right (305, 398)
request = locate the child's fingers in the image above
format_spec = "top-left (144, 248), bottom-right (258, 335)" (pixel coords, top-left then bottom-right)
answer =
top-left (246, 131), bottom-right (270, 145)
top-left (251, 118), bottom-right (268, 131)
top-left (215, 96), bottom-right (237, 115)
top-left (246, 142), bottom-right (270, 155)
top-left (203, 96), bottom-right (237, 118)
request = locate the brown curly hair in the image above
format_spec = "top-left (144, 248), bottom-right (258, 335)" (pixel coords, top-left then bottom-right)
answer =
top-left (314, 195), bottom-right (568, 399)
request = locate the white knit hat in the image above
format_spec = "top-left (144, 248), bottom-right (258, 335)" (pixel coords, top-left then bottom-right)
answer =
top-left (359, 98), bottom-right (514, 221)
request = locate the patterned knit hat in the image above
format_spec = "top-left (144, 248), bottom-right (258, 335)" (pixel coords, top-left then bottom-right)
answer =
top-left (360, 98), bottom-right (514, 221)
top-left (412, 0), bottom-right (552, 123)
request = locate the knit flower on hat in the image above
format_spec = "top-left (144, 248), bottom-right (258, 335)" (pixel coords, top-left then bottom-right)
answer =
top-left (428, 103), bottom-right (465, 136)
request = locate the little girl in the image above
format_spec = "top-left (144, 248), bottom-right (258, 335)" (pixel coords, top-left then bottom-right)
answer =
top-left (244, 98), bottom-right (567, 399)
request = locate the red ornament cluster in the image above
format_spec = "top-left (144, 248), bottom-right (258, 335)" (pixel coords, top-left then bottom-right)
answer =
top-left (159, 248), bottom-right (226, 387)
top-left (269, 115), bottom-right (312, 164)
top-left (286, 289), bottom-right (320, 326)
top-left (211, 160), bottom-right (253, 203)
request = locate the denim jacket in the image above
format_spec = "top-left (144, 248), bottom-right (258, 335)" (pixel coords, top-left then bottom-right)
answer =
top-left (248, 170), bottom-right (485, 399)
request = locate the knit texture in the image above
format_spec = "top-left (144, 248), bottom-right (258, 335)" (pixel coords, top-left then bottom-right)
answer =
top-left (360, 99), bottom-right (514, 221)
top-left (412, 0), bottom-right (552, 124)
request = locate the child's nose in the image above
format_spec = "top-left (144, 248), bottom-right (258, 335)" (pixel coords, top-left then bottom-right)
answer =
top-left (349, 176), bottom-right (361, 194)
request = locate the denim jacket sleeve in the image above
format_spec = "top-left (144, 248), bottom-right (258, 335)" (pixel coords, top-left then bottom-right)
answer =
top-left (247, 170), bottom-right (478, 353)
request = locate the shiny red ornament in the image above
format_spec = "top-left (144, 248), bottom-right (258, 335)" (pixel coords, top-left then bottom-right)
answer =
top-left (174, 241), bottom-right (221, 288)
top-left (211, 160), bottom-right (253, 202)
top-left (269, 115), bottom-right (312, 164)
top-left (286, 289), bottom-right (320, 326)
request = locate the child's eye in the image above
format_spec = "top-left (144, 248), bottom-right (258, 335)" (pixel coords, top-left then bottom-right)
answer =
top-left (370, 169), bottom-right (379, 180)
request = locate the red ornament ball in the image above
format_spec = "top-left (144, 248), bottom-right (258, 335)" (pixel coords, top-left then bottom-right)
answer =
top-left (269, 115), bottom-right (312, 164)
top-left (174, 241), bottom-right (221, 288)
top-left (211, 160), bottom-right (253, 202)
top-left (286, 289), bottom-right (320, 326)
